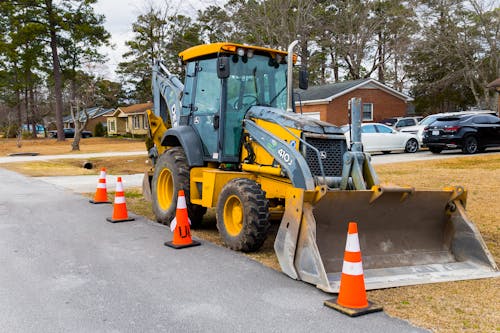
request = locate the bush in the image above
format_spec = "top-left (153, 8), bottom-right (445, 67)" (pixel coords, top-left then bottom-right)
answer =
top-left (94, 122), bottom-right (106, 137)
top-left (1, 125), bottom-right (19, 138)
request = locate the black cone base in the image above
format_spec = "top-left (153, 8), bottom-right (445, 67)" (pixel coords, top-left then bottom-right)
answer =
top-left (164, 240), bottom-right (201, 249)
top-left (89, 199), bottom-right (112, 204)
top-left (324, 297), bottom-right (383, 317)
top-left (106, 217), bottom-right (135, 223)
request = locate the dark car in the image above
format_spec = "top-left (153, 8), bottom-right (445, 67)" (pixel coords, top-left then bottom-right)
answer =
top-left (49, 128), bottom-right (92, 138)
top-left (423, 114), bottom-right (500, 154)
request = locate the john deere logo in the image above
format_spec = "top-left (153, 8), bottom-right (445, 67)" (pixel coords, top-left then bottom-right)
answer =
top-left (320, 151), bottom-right (327, 159)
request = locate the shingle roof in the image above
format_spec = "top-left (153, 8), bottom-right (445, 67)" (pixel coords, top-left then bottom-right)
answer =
top-left (118, 102), bottom-right (153, 114)
top-left (63, 107), bottom-right (115, 123)
top-left (296, 79), bottom-right (370, 101)
top-left (295, 78), bottom-right (413, 103)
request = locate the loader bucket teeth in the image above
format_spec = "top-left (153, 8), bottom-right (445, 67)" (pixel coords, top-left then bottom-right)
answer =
top-left (275, 186), bottom-right (499, 292)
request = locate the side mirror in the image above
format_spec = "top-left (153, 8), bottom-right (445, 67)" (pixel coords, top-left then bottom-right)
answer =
top-left (217, 56), bottom-right (230, 79)
top-left (299, 68), bottom-right (308, 90)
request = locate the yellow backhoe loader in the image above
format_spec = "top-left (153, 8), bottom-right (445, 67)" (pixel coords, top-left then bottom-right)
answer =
top-left (144, 41), bottom-right (498, 292)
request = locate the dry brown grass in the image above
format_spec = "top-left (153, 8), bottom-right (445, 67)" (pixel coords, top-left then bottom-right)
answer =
top-left (1, 136), bottom-right (499, 332)
top-left (0, 137), bottom-right (145, 156)
top-left (1, 156), bottom-right (149, 176)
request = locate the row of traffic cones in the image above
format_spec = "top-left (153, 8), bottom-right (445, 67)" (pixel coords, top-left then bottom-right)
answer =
top-left (90, 168), bottom-right (199, 248)
top-left (89, 168), bottom-right (134, 223)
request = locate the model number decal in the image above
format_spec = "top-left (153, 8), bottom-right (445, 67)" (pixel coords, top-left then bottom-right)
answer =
top-left (278, 148), bottom-right (293, 166)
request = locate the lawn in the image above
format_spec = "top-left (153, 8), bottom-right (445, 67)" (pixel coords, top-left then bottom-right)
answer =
top-left (1, 137), bottom-right (499, 332)
top-left (0, 137), bottom-right (146, 156)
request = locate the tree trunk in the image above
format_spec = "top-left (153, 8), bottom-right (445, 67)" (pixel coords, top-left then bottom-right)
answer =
top-left (27, 71), bottom-right (38, 138)
top-left (14, 64), bottom-right (22, 127)
top-left (71, 131), bottom-right (81, 151)
top-left (377, 31), bottom-right (385, 83)
top-left (46, 0), bottom-right (65, 141)
top-left (70, 103), bottom-right (81, 151)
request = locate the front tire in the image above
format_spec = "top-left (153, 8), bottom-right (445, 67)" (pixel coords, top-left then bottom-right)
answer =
top-left (462, 135), bottom-right (479, 154)
top-left (151, 147), bottom-right (206, 227)
top-left (404, 138), bottom-right (419, 153)
top-left (216, 178), bottom-right (270, 252)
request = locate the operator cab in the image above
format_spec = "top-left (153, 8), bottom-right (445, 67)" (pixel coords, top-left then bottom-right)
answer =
top-left (179, 43), bottom-right (292, 163)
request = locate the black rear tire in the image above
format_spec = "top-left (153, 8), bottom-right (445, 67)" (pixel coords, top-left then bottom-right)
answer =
top-left (462, 135), bottom-right (479, 154)
top-left (216, 178), bottom-right (270, 252)
top-left (151, 147), bottom-right (206, 227)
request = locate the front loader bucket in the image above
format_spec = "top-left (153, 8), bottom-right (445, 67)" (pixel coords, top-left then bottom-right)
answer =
top-left (274, 186), bottom-right (498, 292)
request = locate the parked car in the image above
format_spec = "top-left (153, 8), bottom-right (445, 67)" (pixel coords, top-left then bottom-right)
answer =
top-left (341, 123), bottom-right (419, 153)
top-left (49, 128), bottom-right (92, 138)
top-left (381, 116), bottom-right (423, 130)
top-left (400, 114), bottom-right (449, 146)
top-left (400, 110), bottom-right (497, 147)
top-left (423, 113), bottom-right (500, 154)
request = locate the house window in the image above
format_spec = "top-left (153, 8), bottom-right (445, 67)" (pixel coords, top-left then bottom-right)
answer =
top-left (133, 115), bottom-right (140, 129)
top-left (143, 114), bottom-right (148, 129)
top-left (362, 103), bottom-right (373, 121)
top-left (109, 120), bottom-right (116, 132)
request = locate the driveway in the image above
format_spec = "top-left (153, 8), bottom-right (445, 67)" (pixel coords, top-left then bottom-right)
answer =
top-left (0, 168), bottom-right (427, 332)
top-left (370, 148), bottom-right (500, 165)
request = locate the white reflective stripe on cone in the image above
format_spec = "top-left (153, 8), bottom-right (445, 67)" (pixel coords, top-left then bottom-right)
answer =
top-left (345, 233), bottom-right (360, 252)
top-left (170, 217), bottom-right (177, 232)
top-left (100, 171), bottom-right (106, 178)
top-left (97, 183), bottom-right (106, 189)
top-left (116, 182), bottom-right (124, 192)
top-left (342, 260), bottom-right (364, 276)
top-left (114, 196), bottom-right (126, 204)
top-left (177, 197), bottom-right (187, 209)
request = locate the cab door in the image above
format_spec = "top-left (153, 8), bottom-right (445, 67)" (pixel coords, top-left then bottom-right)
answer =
top-left (188, 59), bottom-right (222, 161)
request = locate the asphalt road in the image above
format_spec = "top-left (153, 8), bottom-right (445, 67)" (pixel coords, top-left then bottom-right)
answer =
top-left (0, 168), bottom-right (427, 333)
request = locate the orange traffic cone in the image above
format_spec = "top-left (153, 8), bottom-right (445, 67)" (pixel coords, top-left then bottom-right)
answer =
top-left (324, 222), bottom-right (382, 317)
top-left (106, 177), bottom-right (135, 223)
top-left (164, 190), bottom-right (200, 249)
top-left (89, 168), bottom-right (112, 204)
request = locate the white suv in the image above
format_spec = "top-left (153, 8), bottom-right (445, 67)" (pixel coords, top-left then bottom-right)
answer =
top-left (381, 117), bottom-right (423, 130)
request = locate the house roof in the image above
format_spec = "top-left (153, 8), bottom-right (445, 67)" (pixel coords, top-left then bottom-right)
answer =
top-left (117, 102), bottom-right (153, 115)
top-left (63, 106), bottom-right (115, 123)
top-left (296, 78), bottom-right (413, 104)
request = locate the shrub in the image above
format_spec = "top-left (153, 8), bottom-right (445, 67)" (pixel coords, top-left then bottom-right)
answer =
top-left (94, 122), bottom-right (106, 137)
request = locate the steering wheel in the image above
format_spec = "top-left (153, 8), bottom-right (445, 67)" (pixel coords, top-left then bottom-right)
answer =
top-left (233, 94), bottom-right (258, 110)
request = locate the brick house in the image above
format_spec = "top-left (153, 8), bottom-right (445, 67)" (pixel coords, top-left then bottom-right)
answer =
top-left (62, 106), bottom-right (114, 134)
top-left (296, 78), bottom-right (413, 125)
top-left (105, 102), bottom-right (153, 136)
